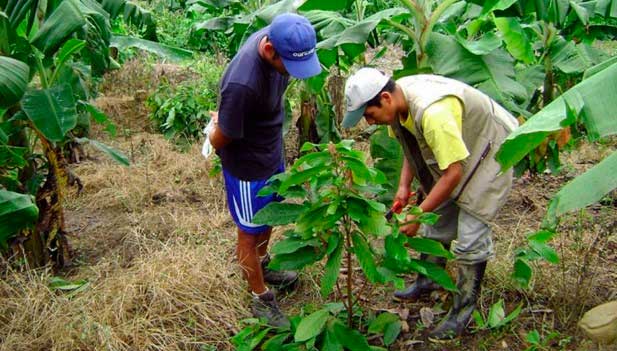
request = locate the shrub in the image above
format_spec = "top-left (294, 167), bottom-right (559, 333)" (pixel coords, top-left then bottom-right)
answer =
top-left (147, 56), bottom-right (224, 146)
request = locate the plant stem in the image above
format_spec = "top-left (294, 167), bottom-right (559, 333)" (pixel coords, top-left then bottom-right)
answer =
top-left (35, 53), bottom-right (49, 89)
top-left (345, 229), bottom-right (353, 327)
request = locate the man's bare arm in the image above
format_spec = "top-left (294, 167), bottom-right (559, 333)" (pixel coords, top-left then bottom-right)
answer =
top-left (208, 111), bottom-right (232, 150)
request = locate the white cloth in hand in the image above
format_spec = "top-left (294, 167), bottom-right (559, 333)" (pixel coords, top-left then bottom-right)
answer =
top-left (201, 118), bottom-right (215, 159)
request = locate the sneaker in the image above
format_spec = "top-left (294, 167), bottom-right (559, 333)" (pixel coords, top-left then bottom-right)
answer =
top-left (261, 254), bottom-right (299, 291)
top-left (251, 289), bottom-right (290, 328)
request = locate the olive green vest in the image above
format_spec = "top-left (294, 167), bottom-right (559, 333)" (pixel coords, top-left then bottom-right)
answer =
top-left (395, 75), bottom-right (518, 222)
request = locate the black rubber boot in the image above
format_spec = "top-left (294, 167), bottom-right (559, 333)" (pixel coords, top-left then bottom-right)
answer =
top-left (251, 289), bottom-right (290, 328)
top-left (393, 254), bottom-right (447, 301)
top-left (261, 254), bottom-right (299, 292)
top-left (428, 261), bottom-right (487, 341)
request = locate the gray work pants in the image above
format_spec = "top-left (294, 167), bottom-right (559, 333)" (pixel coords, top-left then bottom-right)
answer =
top-left (421, 201), bottom-right (494, 264)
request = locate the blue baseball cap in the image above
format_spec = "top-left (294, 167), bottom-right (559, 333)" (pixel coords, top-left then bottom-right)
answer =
top-left (269, 13), bottom-right (321, 79)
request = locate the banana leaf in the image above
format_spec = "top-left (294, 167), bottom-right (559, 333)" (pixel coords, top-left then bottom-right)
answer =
top-left (110, 35), bottom-right (193, 61)
top-left (0, 56), bottom-right (29, 109)
top-left (0, 190), bottom-right (38, 248)
top-left (425, 32), bottom-right (527, 111)
top-left (21, 83), bottom-right (78, 142)
top-left (31, 0), bottom-right (86, 55)
top-left (544, 151), bottom-right (617, 227)
top-left (497, 61), bottom-right (617, 170)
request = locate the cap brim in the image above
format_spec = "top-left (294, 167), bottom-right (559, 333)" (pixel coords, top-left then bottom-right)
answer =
top-left (342, 105), bottom-right (366, 128)
top-left (281, 53), bottom-right (322, 79)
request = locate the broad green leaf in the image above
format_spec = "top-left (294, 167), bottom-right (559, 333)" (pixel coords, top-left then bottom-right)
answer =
top-left (487, 300), bottom-right (506, 328)
top-left (583, 56), bottom-right (617, 80)
top-left (110, 36), bottom-right (193, 61)
top-left (298, 0), bottom-right (350, 12)
top-left (253, 202), bottom-right (305, 225)
top-left (551, 38), bottom-right (607, 75)
top-left (370, 125), bottom-right (403, 202)
top-left (0, 11), bottom-right (10, 54)
top-left (494, 17), bottom-right (534, 64)
top-left (497, 62), bottom-right (617, 170)
top-left (384, 234), bottom-right (410, 271)
top-left (409, 259), bottom-right (456, 291)
top-left (262, 333), bottom-right (291, 350)
top-left (513, 258), bottom-right (532, 288)
top-left (526, 330), bottom-right (541, 344)
top-left (304, 10), bottom-right (354, 40)
top-left (269, 246), bottom-right (322, 270)
top-left (455, 32), bottom-right (502, 55)
top-left (0, 190), bottom-right (39, 247)
top-left (426, 32), bottom-right (527, 109)
top-left (279, 165), bottom-right (326, 193)
top-left (0, 144), bottom-right (27, 168)
top-left (529, 240), bottom-right (559, 264)
top-left (351, 232), bottom-right (381, 283)
top-left (500, 303), bottom-right (523, 326)
top-left (254, 0), bottom-right (297, 23)
top-left (271, 237), bottom-right (319, 255)
top-left (480, 0), bottom-right (518, 16)
top-left (76, 138), bottom-right (129, 166)
top-left (293, 150), bottom-right (331, 169)
top-left (31, 0), bottom-right (86, 55)
top-left (0, 57), bottom-right (29, 109)
top-left (528, 230), bottom-right (556, 243)
top-left (79, 100), bottom-right (111, 123)
top-left (368, 312), bottom-right (399, 334)
top-left (295, 309), bottom-right (330, 342)
top-left (332, 321), bottom-right (371, 351)
top-left (22, 84), bottom-right (78, 142)
top-left (569, 1), bottom-right (590, 25)
top-left (318, 8), bottom-right (406, 52)
top-left (321, 238), bottom-right (343, 297)
top-left (407, 237), bottom-right (454, 259)
top-left (383, 321), bottom-right (401, 346)
top-left (321, 326), bottom-right (343, 351)
top-left (545, 152), bottom-right (617, 223)
top-left (343, 156), bottom-right (372, 186)
top-left (54, 39), bottom-right (86, 72)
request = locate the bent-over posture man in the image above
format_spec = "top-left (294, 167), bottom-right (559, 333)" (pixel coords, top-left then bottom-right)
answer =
top-left (208, 13), bottom-right (321, 327)
top-left (342, 68), bottom-right (518, 340)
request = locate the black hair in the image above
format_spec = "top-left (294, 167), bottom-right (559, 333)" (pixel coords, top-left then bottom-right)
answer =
top-left (365, 78), bottom-right (396, 108)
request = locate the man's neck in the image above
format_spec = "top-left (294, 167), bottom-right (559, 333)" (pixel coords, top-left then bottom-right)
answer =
top-left (394, 85), bottom-right (409, 120)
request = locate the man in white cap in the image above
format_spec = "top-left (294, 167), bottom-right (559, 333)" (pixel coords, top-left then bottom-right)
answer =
top-left (208, 13), bottom-right (321, 328)
top-left (342, 68), bottom-right (518, 340)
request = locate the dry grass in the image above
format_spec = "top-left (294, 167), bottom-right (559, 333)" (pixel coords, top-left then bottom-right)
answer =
top-left (0, 130), bottom-right (250, 350)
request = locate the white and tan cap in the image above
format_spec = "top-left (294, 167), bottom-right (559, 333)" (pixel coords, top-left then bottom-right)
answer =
top-left (342, 67), bottom-right (389, 128)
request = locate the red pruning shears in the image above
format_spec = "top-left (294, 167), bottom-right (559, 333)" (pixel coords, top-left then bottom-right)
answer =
top-left (385, 192), bottom-right (416, 221)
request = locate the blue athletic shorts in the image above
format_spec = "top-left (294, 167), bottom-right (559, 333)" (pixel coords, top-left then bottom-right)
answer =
top-left (222, 164), bottom-right (284, 235)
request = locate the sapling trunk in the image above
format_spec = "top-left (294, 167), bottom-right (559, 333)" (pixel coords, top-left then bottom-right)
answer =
top-left (345, 229), bottom-right (353, 327)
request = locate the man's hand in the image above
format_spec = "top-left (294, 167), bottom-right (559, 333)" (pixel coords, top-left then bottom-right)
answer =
top-left (209, 111), bottom-right (218, 124)
top-left (208, 110), bottom-right (232, 150)
top-left (394, 186), bottom-right (411, 207)
top-left (400, 214), bottom-right (420, 236)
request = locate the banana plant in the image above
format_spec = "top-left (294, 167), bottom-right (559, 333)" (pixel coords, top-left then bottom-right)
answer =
top-left (0, 0), bottom-right (187, 267)
top-left (496, 60), bottom-right (617, 287)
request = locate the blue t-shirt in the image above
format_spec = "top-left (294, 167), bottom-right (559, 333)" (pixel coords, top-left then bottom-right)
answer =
top-left (217, 27), bottom-right (289, 181)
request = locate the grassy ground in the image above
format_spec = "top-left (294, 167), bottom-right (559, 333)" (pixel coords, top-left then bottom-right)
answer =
top-left (1, 50), bottom-right (616, 350)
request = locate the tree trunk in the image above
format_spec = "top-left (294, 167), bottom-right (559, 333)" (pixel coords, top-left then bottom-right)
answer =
top-left (296, 95), bottom-right (319, 150)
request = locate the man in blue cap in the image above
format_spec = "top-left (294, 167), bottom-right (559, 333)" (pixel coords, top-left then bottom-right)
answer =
top-left (208, 13), bottom-right (321, 327)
